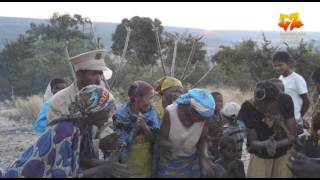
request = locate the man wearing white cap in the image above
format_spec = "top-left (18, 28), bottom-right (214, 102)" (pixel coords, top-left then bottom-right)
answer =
top-left (222, 102), bottom-right (245, 159)
top-left (47, 49), bottom-right (112, 124)
top-left (46, 50), bottom-right (117, 173)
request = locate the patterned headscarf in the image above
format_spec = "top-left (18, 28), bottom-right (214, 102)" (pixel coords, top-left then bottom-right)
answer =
top-left (69, 85), bottom-right (115, 119)
top-left (176, 88), bottom-right (215, 118)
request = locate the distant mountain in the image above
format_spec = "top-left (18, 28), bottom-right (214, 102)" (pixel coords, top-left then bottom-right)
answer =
top-left (0, 17), bottom-right (44, 45)
top-left (0, 16), bottom-right (319, 54)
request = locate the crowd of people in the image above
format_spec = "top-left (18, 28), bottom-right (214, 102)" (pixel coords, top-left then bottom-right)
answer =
top-left (1, 50), bottom-right (320, 178)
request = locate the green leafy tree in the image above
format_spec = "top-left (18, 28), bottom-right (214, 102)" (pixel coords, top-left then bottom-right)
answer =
top-left (111, 16), bottom-right (163, 66)
top-left (0, 13), bottom-right (97, 99)
top-left (210, 33), bottom-right (320, 91)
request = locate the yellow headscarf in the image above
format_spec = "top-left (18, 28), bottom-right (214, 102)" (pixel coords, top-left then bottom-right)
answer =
top-left (155, 76), bottom-right (183, 96)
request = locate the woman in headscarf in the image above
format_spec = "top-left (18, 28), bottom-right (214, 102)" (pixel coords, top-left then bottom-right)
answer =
top-left (158, 88), bottom-right (215, 178)
top-left (112, 80), bottom-right (160, 178)
top-left (154, 76), bottom-right (183, 120)
top-left (152, 76), bottom-right (183, 177)
top-left (238, 80), bottom-right (296, 178)
top-left (2, 85), bottom-right (129, 178)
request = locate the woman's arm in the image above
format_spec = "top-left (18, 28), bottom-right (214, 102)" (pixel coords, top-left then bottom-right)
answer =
top-left (158, 110), bottom-right (175, 160)
top-left (275, 118), bottom-right (297, 148)
top-left (159, 110), bottom-right (170, 140)
top-left (246, 127), bottom-right (268, 150)
top-left (199, 121), bottom-right (209, 159)
top-left (198, 121), bottom-right (215, 177)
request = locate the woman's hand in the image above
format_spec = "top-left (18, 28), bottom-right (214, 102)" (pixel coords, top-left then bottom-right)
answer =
top-left (136, 113), bottom-right (148, 130)
top-left (264, 137), bottom-right (277, 157)
top-left (135, 112), bottom-right (156, 142)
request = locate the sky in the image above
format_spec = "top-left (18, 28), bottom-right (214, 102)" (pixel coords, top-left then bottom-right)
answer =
top-left (0, 2), bottom-right (319, 31)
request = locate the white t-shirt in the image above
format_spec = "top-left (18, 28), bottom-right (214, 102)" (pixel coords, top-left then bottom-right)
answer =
top-left (279, 72), bottom-right (308, 123)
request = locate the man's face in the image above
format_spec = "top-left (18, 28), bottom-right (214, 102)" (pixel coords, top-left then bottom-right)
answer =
top-left (52, 83), bottom-right (66, 95)
top-left (273, 61), bottom-right (289, 76)
top-left (78, 70), bottom-right (102, 87)
top-left (162, 86), bottom-right (183, 107)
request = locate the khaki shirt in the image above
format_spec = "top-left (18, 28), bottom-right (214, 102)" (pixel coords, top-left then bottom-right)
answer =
top-left (47, 81), bottom-right (112, 137)
top-left (47, 82), bottom-right (108, 159)
top-left (47, 82), bottom-right (79, 123)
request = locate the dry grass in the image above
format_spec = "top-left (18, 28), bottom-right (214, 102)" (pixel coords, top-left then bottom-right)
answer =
top-left (203, 84), bottom-right (253, 105)
top-left (0, 86), bottom-right (251, 123)
top-left (0, 95), bottom-right (42, 122)
top-left (12, 95), bottom-right (43, 122)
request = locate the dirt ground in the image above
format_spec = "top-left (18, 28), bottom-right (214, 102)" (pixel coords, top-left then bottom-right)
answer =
top-left (0, 117), bottom-right (39, 170)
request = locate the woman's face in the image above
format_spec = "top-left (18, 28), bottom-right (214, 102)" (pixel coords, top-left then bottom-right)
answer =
top-left (162, 86), bottom-right (183, 107)
top-left (135, 91), bottom-right (154, 112)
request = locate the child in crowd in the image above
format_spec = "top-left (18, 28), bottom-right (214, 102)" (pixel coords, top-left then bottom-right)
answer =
top-left (215, 136), bottom-right (246, 178)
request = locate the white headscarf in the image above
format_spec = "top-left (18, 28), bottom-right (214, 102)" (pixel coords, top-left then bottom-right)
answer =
top-left (43, 81), bottom-right (53, 102)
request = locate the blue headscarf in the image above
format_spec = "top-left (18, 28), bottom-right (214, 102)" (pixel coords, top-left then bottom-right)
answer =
top-left (176, 88), bottom-right (215, 118)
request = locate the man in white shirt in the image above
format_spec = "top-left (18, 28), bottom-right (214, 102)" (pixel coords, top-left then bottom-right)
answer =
top-left (273, 51), bottom-right (310, 133)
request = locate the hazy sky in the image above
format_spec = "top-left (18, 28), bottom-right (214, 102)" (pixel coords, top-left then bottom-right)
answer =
top-left (0, 2), bottom-right (319, 31)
